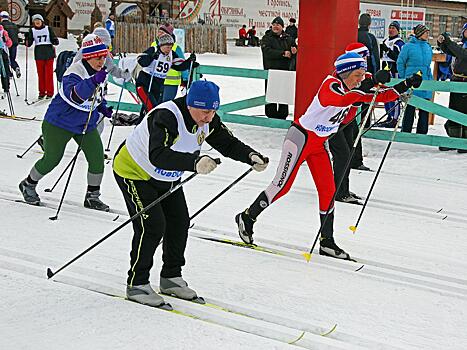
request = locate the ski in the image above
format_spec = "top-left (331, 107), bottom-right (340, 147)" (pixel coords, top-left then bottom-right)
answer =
top-left (196, 236), bottom-right (285, 256)
top-left (25, 98), bottom-right (51, 106)
top-left (0, 112), bottom-right (36, 121)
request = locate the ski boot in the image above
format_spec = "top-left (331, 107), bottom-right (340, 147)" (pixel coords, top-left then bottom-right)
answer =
top-left (160, 277), bottom-right (202, 302)
top-left (235, 209), bottom-right (255, 244)
top-left (19, 179), bottom-right (40, 205)
top-left (84, 190), bottom-right (110, 212)
top-left (319, 237), bottom-right (352, 260)
top-left (336, 194), bottom-right (361, 205)
top-left (126, 283), bottom-right (170, 309)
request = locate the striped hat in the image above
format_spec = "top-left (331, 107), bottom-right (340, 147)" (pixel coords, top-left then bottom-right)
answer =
top-left (158, 33), bottom-right (174, 47)
top-left (81, 34), bottom-right (108, 60)
top-left (414, 24), bottom-right (429, 38)
top-left (345, 43), bottom-right (369, 58)
top-left (334, 52), bottom-right (367, 75)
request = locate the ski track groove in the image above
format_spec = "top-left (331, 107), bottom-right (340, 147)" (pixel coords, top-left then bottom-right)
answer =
top-left (0, 253), bottom-right (392, 350)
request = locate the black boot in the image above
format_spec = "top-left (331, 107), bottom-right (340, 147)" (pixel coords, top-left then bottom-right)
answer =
top-left (235, 209), bottom-right (256, 244)
top-left (319, 237), bottom-right (352, 260)
top-left (84, 190), bottom-right (110, 211)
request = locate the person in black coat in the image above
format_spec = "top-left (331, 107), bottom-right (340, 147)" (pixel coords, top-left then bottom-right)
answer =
top-left (285, 18), bottom-right (298, 42)
top-left (261, 16), bottom-right (297, 119)
top-left (358, 13), bottom-right (380, 75)
top-left (437, 25), bottom-right (467, 153)
top-left (0, 11), bottom-right (20, 77)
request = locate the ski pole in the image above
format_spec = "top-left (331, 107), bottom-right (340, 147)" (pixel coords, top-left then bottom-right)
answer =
top-left (349, 91), bottom-right (413, 234)
top-left (190, 167), bottom-right (253, 224)
top-left (304, 86), bottom-right (381, 262)
top-left (49, 86), bottom-right (101, 221)
top-left (105, 83), bottom-right (124, 151)
top-left (186, 59), bottom-right (195, 89)
top-left (46, 172), bottom-right (198, 279)
top-left (11, 72), bottom-right (19, 96)
top-left (16, 135), bottom-right (42, 158)
top-left (24, 39), bottom-right (28, 103)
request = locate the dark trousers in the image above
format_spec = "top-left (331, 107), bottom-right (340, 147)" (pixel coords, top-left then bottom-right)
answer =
top-left (8, 45), bottom-right (19, 70)
top-left (351, 104), bottom-right (368, 169)
top-left (402, 103), bottom-right (429, 134)
top-left (0, 51), bottom-right (11, 91)
top-left (330, 122), bottom-right (355, 199)
top-left (445, 90), bottom-right (467, 138)
top-left (114, 173), bottom-right (190, 286)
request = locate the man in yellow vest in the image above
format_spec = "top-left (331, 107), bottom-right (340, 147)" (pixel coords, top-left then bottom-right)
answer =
top-left (152, 23), bottom-right (189, 103)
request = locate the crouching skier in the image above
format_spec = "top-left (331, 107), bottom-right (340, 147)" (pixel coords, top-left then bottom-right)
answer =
top-left (235, 52), bottom-right (421, 260)
top-left (19, 34), bottom-right (113, 210)
top-left (112, 80), bottom-right (269, 308)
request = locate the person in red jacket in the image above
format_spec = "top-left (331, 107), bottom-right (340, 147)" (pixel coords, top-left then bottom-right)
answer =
top-left (25, 14), bottom-right (59, 99)
top-left (238, 25), bottom-right (247, 46)
top-left (0, 24), bottom-right (12, 92)
top-left (235, 52), bottom-right (422, 260)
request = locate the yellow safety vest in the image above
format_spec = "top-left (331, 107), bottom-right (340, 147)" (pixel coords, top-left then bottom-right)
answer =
top-left (151, 41), bottom-right (182, 86)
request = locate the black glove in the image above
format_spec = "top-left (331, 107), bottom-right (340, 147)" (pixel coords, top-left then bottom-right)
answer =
top-left (405, 73), bottom-right (423, 88)
top-left (374, 69), bottom-right (391, 84)
top-left (380, 42), bottom-right (389, 53)
top-left (188, 53), bottom-right (197, 61)
top-left (191, 61), bottom-right (200, 68)
top-left (358, 77), bottom-right (375, 93)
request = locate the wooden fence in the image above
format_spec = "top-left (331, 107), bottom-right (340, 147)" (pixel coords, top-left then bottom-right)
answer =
top-left (114, 23), bottom-right (227, 54)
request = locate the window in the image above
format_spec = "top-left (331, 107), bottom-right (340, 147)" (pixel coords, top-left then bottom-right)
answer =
top-left (425, 14), bottom-right (434, 31)
top-left (439, 15), bottom-right (447, 34)
top-left (451, 17), bottom-right (459, 36)
top-left (53, 15), bottom-right (61, 28)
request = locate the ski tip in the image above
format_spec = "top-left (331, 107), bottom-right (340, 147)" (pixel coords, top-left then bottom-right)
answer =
top-left (349, 225), bottom-right (357, 233)
top-left (192, 296), bottom-right (206, 304)
top-left (288, 330), bottom-right (306, 345)
top-left (320, 323), bottom-right (338, 337)
top-left (302, 252), bottom-right (312, 262)
top-left (46, 268), bottom-right (54, 279)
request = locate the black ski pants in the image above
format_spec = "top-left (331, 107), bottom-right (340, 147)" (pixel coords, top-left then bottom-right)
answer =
top-left (114, 172), bottom-right (190, 286)
top-left (330, 122), bottom-right (355, 199)
top-left (264, 80), bottom-right (289, 119)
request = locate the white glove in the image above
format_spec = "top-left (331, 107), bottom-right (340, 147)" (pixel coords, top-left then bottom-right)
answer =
top-left (122, 69), bottom-right (133, 82)
top-left (249, 152), bottom-right (269, 172)
top-left (195, 156), bottom-right (219, 175)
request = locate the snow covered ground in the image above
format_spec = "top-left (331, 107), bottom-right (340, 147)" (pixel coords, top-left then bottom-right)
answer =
top-left (1, 39), bottom-right (467, 350)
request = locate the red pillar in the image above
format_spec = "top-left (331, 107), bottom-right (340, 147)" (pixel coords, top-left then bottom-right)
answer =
top-left (294, 0), bottom-right (360, 120)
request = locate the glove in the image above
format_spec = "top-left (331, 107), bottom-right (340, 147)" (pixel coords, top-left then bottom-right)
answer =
top-left (405, 73), bottom-right (423, 88)
top-left (195, 155), bottom-right (219, 175)
top-left (101, 106), bottom-right (113, 119)
top-left (249, 152), bottom-right (269, 172)
top-left (191, 61), bottom-right (200, 68)
top-left (374, 69), bottom-right (391, 84)
top-left (358, 77), bottom-right (375, 93)
top-left (188, 53), bottom-right (197, 61)
top-left (91, 70), bottom-right (108, 85)
top-left (122, 69), bottom-right (132, 82)
top-left (380, 42), bottom-right (389, 53)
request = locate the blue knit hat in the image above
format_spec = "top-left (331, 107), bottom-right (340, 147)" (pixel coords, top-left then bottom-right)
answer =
top-left (187, 81), bottom-right (220, 110)
top-left (389, 21), bottom-right (401, 32)
top-left (334, 52), bottom-right (367, 75)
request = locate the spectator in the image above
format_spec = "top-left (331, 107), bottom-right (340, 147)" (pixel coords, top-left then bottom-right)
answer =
top-left (25, 14), bottom-right (59, 99)
top-left (238, 24), bottom-right (247, 46)
top-left (358, 13), bottom-right (380, 75)
top-left (1, 11), bottom-right (20, 78)
top-left (397, 24), bottom-right (433, 134)
top-left (0, 23), bottom-right (12, 92)
top-left (285, 18), bottom-right (298, 41)
top-left (247, 26), bottom-right (259, 47)
top-left (376, 21), bottom-right (405, 128)
top-left (437, 24), bottom-right (467, 153)
top-left (261, 16), bottom-right (296, 119)
top-left (153, 23), bottom-right (190, 103)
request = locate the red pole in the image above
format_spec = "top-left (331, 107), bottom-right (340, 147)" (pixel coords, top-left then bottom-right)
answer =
top-left (295, 0), bottom-right (360, 120)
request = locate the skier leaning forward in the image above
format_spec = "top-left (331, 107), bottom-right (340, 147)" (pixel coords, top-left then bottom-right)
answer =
top-left (235, 51), bottom-right (422, 260)
top-left (112, 80), bottom-right (269, 307)
top-left (19, 34), bottom-right (114, 210)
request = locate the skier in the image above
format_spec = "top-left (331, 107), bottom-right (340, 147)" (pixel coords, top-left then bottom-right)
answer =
top-left (0, 23), bottom-right (12, 93)
top-left (376, 21), bottom-right (405, 128)
top-left (0, 11), bottom-right (20, 78)
top-left (135, 33), bottom-right (196, 121)
top-left (235, 52), bottom-right (422, 260)
top-left (25, 14), bottom-right (59, 99)
top-left (19, 34), bottom-right (113, 211)
top-left (112, 80), bottom-right (269, 307)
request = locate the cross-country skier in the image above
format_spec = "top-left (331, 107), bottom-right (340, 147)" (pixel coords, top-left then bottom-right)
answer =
top-left (0, 23), bottom-right (12, 92)
top-left (135, 33), bottom-right (197, 122)
top-left (25, 14), bottom-right (59, 99)
top-left (112, 80), bottom-right (269, 307)
top-left (235, 52), bottom-right (422, 260)
top-left (19, 34), bottom-right (114, 211)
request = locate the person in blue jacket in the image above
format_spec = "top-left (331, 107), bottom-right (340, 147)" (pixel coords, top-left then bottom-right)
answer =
top-left (19, 34), bottom-right (114, 210)
top-left (397, 24), bottom-right (433, 134)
